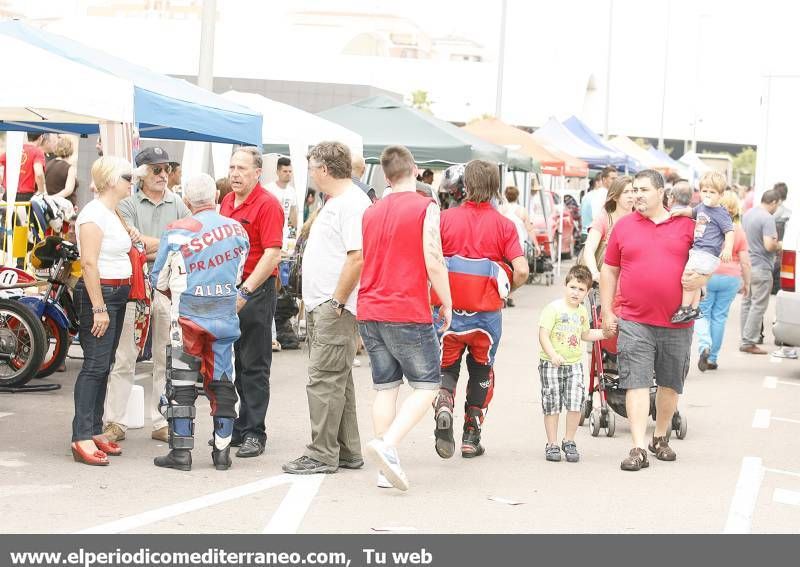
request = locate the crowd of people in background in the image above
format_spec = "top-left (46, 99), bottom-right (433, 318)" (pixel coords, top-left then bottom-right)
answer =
top-left (0, 133), bottom-right (794, 487)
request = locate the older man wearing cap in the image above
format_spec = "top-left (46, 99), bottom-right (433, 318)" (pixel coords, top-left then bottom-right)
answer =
top-left (103, 146), bottom-right (191, 443)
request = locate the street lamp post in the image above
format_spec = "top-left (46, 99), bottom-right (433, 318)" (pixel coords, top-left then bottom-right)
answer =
top-left (198, 0), bottom-right (217, 174)
top-left (495, 0), bottom-right (508, 120)
top-left (603, 0), bottom-right (614, 140)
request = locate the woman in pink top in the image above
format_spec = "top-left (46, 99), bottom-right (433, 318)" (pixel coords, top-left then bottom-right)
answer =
top-left (582, 175), bottom-right (634, 283)
top-left (695, 191), bottom-right (752, 371)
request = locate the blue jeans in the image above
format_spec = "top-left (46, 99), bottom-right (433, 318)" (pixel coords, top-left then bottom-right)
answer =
top-left (358, 321), bottom-right (441, 390)
top-left (695, 274), bottom-right (742, 363)
top-left (72, 281), bottom-right (130, 442)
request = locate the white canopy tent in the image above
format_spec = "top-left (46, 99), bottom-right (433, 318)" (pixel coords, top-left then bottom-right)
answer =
top-left (185, 90), bottom-right (364, 231)
top-left (0, 34), bottom-right (135, 265)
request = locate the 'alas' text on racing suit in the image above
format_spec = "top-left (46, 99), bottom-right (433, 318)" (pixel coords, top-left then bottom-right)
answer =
top-left (150, 207), bottom-right (249, 470)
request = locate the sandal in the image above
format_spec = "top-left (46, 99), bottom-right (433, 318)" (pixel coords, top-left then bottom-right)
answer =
top-left (648, 436), bottom-right (676, 461)
top-left (620, 447), bottom-right (649, 471)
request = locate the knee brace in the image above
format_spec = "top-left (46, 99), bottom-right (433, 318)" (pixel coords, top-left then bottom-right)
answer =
top-left (161, 346), bottom-right (201, 450)
top-left (206, 377), bottom-right (237, 418)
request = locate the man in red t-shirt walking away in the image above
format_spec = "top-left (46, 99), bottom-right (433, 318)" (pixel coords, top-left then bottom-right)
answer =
top-left (601, 169), bottom-right (701, 471)
top-left (434, 161), bottom-right (528, 459)
top-left (359, 145), bottom-right (452, 491)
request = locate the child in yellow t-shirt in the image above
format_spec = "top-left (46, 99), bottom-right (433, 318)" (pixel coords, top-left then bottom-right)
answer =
top-left (538, 265), bottom-right (606, 463)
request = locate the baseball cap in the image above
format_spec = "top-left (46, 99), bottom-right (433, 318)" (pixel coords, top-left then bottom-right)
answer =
top-left (135, 146), bottom-right (170, 167)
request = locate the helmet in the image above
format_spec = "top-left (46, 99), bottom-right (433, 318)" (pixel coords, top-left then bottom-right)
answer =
top-left (440, 164), bottom-right (466, 202)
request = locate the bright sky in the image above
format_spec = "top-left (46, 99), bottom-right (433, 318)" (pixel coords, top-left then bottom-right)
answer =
top-left (8, 0), bottom-right (799, 145)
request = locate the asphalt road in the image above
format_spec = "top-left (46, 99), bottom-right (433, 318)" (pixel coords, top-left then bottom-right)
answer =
top-left (1, 273), bottom-right (798, 534)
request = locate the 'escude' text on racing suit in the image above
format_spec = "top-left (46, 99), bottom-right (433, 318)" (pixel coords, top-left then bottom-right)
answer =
top-left (150, 207), bottom-right (250, 470)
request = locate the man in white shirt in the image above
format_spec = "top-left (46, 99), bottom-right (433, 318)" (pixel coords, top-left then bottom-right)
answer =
top-left (588, 166), bottom-right (618, 224)
top-left (265, 156), bottom-right (297, 233)
top-left (282, 141), bottom-right (371, 475)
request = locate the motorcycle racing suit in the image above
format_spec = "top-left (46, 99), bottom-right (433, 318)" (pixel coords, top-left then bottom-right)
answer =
top-left (150, 207), bottom-right (249, 470)
top-left (433, 200), bottom-right (523, 458)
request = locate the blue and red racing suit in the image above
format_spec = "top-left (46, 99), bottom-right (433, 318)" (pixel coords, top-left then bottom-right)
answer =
top-left (433, 255), bottom-right (512, 428)
top-left (150, 208), bottom-right (250, 448)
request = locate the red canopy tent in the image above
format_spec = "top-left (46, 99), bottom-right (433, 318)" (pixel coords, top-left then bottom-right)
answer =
top-left (461, 118), bottom-right (588, 177)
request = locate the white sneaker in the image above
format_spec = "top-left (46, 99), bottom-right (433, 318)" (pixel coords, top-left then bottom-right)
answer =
top-left (772, 347), bottom-right (798, 359)
top-left (365, 438), bottom-right (409, 491)
top-left (352, 357), bottom-right (361, 367)
top-left (377, 472), bottom-right (393, 489)
top-left (272, 340), bottom-right (282, 352)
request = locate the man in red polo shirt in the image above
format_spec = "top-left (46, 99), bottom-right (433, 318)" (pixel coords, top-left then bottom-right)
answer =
top-left (601, 169), bottom-right (701, 472)
top-left (219, 147), bottom-right (284, 458)
top-left (433, 161), bottom-right (529, 459)
top-left (359, 145), bottom-right (452, 491)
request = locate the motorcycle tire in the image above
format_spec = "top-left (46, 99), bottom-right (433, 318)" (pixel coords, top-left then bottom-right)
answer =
top-left (0, 298), bottom-right (47, 388)
top-left (36, 313), bottom-right (70, 379)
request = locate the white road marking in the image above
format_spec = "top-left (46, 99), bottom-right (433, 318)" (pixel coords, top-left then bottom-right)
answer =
top-left (772, 417), bottom-right (800, 425)
top-left (263, 474), bottom-right (325, 534)
top-left (0, 451), bottom-right (28, 468)
top-left (773, 489), bottom-right (800, 507)
top-left (0, 484), bottom-right (72, 498)
top-left (0, 412), bottom-right (13, 419)
top-left (752, 409), bottom-right (772, 429)
top-left (723, 457), bottom-right (764, 534)
top-left (76, 474), bottom-right (293, 534)
top-left (765, 467), bottom-right (800, 479)
top-left (763, 375), bottom-right (800, 389)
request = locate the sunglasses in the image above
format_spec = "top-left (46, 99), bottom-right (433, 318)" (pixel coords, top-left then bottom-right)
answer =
top-left (121, 173), bottom-right (133, 182)
top-left (150, 165), bottom-right (171, 176)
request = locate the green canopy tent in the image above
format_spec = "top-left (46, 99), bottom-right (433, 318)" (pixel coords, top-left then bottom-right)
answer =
top-left (319, 95), bottom-right (535, 172)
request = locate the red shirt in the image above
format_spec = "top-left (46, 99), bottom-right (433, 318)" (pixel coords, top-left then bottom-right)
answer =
top-left (0, 143), bottom-right (46, 194)
top-left (603, 210), bottom-right (695, 328)
top-left (219, 184), bottom-right (283, 280)
top-left (358, 191), bottom-right (433, 323)
top-left (440, 201), bottom-right (523, 262)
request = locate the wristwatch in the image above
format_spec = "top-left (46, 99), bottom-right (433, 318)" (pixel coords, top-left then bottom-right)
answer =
top-left (330, 298), bottom-right (344, 311)
top-left (238, 285), bottom-right (253, 301)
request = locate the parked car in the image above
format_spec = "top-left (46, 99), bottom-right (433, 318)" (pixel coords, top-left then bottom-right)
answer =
top-left (773, 212), bottom-right (799, 346)
top-left (530, 190), bottom-right (576, 259)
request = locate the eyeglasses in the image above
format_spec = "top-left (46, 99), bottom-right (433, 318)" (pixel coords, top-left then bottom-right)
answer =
top-left (150, 165), bottom-right (171, 176)
top-left (121, 173), bottom-right (133, 183)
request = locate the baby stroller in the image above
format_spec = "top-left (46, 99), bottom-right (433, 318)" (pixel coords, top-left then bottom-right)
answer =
top-left (526, 241), bottom-right (554, 286)
top-left (579, 286), bottom-right (688, 439)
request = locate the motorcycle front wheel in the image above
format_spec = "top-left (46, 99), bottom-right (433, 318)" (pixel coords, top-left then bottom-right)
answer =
top-left (0, 298), bottom-right (47, 387)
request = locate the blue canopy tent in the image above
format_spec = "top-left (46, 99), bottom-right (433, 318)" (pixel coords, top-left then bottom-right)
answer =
top-left (0, 20), bottom-right (262, 145)
top-left (562, 115), bottom-right (638, 171)
top-left (532, 117), bottom-right (615, 169)
top-left (649, 146), bottom-right (689, 173)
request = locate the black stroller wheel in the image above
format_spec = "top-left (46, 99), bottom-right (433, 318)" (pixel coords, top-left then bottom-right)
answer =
top-left (605, 411), bottom-right (616, 437)
top-left (579, 398), bottom-right (592, 426)
top-left (589, 408), bottom-right (602, 437)
top-left (673, 412), bottom-right (688, 440)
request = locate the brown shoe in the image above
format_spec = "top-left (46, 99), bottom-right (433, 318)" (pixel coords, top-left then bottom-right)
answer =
top-left (740, 344), bottom-right (767, 355)
top-left (648, 436), bottom-right (676, 461)
top-left (151, 426), bottom-right (169, 442)
top-left (102, 422), bottom-right (126, 442)
top-left (620, 447), bottom-right (649, 471)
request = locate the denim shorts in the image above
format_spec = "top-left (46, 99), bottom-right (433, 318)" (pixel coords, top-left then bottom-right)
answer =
top-left (617, 319), bottom-right (692, 395)
top-left (358, 321), bottom-right (441, 390)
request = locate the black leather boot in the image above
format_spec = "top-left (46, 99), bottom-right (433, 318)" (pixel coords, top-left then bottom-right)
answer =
top-left (154, 449), bottom-right (192, 471)
top-left (461, 408), bottom-right (485, 458)
top-left (212, 446), bottom-right (231, 470)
